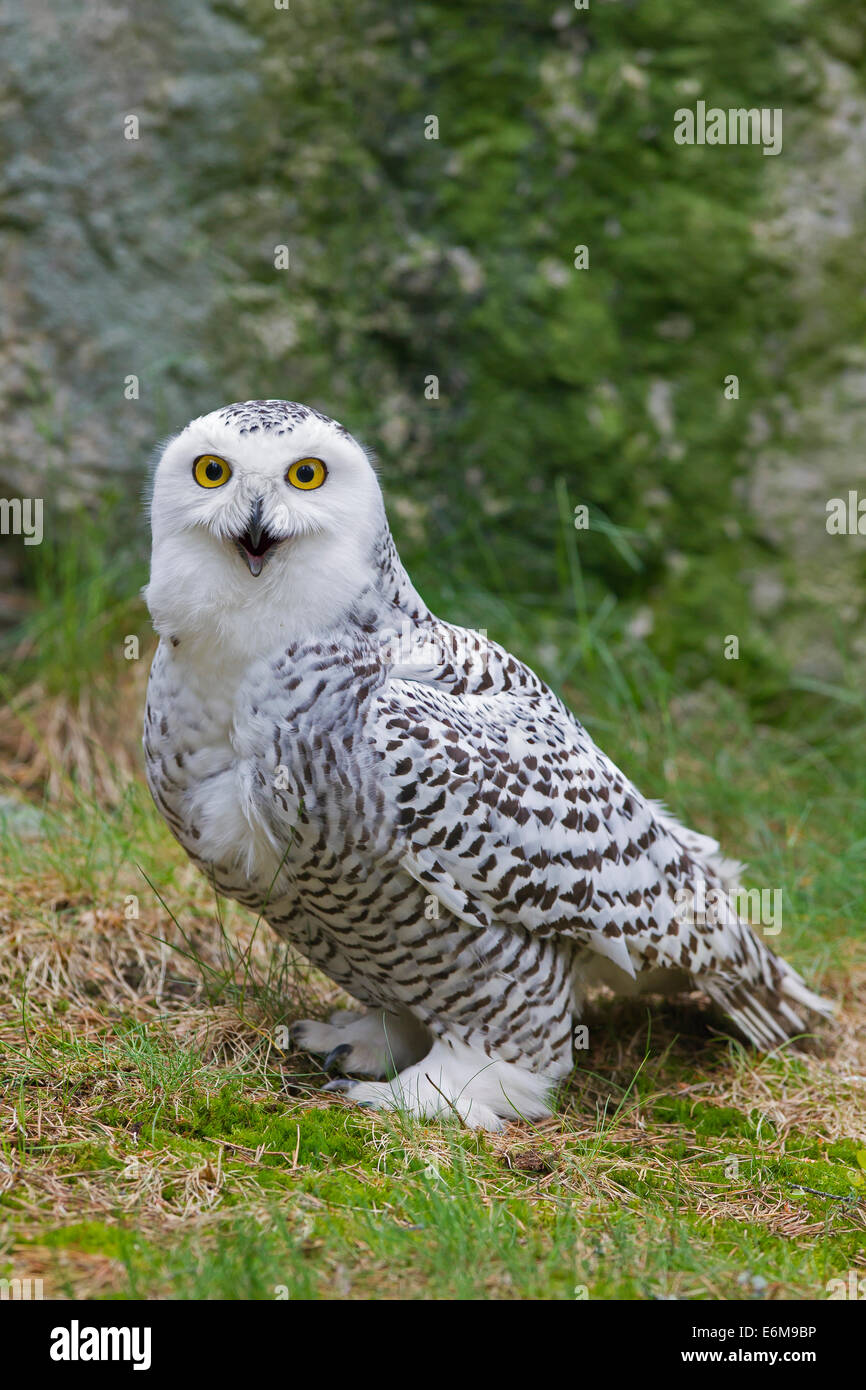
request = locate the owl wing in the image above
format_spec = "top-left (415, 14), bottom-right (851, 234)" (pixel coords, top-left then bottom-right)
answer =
top-left (370, 659), bottom-right (828, 1046)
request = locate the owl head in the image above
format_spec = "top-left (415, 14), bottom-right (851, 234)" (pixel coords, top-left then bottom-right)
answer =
top-left (145, 400), bottom-right (387, 652)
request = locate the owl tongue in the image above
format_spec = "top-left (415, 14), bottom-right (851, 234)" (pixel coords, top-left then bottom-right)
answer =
top-left (236, 531), bottom-right (276, 576)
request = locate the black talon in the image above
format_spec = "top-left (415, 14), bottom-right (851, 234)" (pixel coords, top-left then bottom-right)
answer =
top-left (323, 1078), bottom-right (357, 1093)
top-left (323, 1043), bottom-right (351, 1074)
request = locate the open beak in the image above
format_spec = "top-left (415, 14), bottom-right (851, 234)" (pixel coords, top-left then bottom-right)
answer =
top-left (234, 497), bottom-right (280, 576)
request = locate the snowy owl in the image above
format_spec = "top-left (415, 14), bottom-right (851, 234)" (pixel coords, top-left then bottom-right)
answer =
top-left (143, 400), bottom-right (830, 1130)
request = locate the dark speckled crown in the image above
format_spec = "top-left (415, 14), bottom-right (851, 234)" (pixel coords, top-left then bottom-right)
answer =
top-left (215, 399), bottom-right (351, 439)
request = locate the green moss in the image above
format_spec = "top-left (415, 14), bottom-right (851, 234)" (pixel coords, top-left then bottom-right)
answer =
top-left (61, 1142), bottom-right (124, 1172)
top-left (181, 1090), bottom-right (373, 1167)
top-left (41, 1221), bottom-right (127, 1257)
top-left (770, 1157), bottom-right (865, 1202)
top-left (650, 1097), bottom-right (754, 1138)
top-left (825, 1139), bottom-right (866, 1167)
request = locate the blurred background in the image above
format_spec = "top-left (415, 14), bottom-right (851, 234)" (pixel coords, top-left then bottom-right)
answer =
top-left (1, 0), bottom-right (865, 783)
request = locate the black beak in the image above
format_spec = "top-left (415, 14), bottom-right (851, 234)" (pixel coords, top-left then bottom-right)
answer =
top-left (246, 497), bottom-right (265, 550)
top-left (235, 497), bottom-right (279, 577)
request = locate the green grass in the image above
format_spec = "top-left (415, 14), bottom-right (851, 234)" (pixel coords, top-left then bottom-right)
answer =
top-left (4, 1017), bottom-right (863, 1299)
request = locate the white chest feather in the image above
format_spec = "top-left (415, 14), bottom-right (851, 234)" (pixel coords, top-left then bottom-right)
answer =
top-left (144, 638), bottom-right (299, 886)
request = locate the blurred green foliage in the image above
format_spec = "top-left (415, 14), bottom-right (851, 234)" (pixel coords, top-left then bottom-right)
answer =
top-left (199, 0), bottom-right (843, 701)
top-left (3, 0), bottom-right (865, 709)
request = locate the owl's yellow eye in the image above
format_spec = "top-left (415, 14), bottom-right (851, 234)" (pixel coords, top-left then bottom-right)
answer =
top-left (193, 455), bottom-right (232, 488)
top-left (286, 457), bottom-right (327, 491)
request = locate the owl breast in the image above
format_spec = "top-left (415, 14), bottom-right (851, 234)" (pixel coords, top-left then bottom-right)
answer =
top-left (143, 632), bottom-right (395, 912)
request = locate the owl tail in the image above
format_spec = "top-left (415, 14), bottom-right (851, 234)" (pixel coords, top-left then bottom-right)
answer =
top-left (702, 955), bottom-right (834, 1050)
top-left (651, 801), bottom-right (834, 1048)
